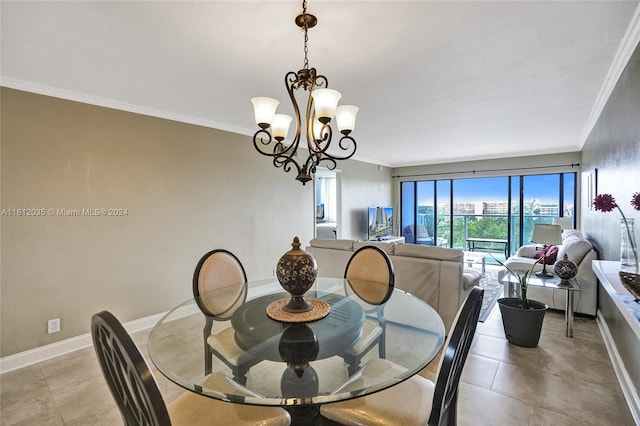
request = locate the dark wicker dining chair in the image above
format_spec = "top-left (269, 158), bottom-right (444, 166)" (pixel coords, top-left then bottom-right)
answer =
top-left (321, 287), bottom-right (484, 426)
top-left (341, 245), bottom-right (395, 375)
top-left (91, 310), bottom-right (291, 426)
top-left (193, 249), bottom-right (260, 384)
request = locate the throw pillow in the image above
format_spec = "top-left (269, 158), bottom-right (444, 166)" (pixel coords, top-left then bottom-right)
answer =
top-left (534, 245), bottom-right (558, 264)
top-left (545, 245), bottom-right (559, 263)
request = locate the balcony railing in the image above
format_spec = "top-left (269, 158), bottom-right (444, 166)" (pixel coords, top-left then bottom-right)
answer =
top-left (405, 213), bottom-right (565, 259)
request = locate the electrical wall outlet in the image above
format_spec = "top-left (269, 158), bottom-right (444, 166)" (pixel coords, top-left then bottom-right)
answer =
top-left (47, 318), bottom-right (60, 334)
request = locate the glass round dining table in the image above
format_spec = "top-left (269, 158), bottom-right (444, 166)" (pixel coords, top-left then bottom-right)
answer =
top-left (148, 277), bottom-right (446, 425)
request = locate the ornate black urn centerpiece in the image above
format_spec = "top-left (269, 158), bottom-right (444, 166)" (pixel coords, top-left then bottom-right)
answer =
top-left (553, 253), bottom-right (578, 286)
top-left (276, 236), bottom-right (318, 313)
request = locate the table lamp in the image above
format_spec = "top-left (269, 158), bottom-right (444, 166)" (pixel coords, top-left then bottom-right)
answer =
top-left (531, 224), bottom-right (563, 277)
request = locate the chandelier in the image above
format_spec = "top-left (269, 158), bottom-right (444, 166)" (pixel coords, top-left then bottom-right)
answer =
top-left (250, 0), bottom-right (358, 185)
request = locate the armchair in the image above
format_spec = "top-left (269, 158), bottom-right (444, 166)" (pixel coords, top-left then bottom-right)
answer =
top-left (501, 229), bottom-right (597, 316)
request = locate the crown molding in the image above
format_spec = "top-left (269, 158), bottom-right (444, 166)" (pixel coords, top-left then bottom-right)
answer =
top-left (0, 77), bottom-right (253, 137)
top-left (581, 4), bottom-right (640, 144)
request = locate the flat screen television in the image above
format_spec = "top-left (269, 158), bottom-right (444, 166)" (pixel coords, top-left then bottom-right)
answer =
top-left (368, 207), bottom-right (394, 240)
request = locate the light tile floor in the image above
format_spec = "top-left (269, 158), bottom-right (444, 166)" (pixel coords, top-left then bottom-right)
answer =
top-left (0, 304), bottom-right (636, 425)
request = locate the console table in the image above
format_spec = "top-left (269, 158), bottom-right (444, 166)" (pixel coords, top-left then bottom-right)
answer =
top-left (592, 261), bottom-right (640, 422)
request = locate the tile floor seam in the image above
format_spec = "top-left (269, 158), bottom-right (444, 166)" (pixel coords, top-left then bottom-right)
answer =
top-left (42, 365), bottom-right (66, 425)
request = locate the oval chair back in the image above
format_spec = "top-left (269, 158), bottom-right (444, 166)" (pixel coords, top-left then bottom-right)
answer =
top-left (193, 249), bottom-right (248, 320)
top-left (341, 245), bottom-right (395, 375)
top-left (92, 310), bottom-right (171, 426)
top-left (92, 310), bottom-right (292, 426)
top-left (192, 249), bottom-right (257, 382)
top-left (344, 245), bottom-right (395, 305)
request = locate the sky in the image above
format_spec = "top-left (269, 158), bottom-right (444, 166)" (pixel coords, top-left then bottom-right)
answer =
top-left (415, 174), bottom-right (575, 205)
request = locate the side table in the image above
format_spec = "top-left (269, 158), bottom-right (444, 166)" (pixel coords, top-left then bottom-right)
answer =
top-left (500, 272), bottom-right (581, 337)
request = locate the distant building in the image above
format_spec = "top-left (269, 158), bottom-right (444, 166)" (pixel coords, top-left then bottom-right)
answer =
top-left (482, 201), bottom-right (508, 215)
top-left (425, 200), bottom-right (564, 217)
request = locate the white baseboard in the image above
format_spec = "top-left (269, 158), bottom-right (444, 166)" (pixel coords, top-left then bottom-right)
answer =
top-left (0, 281), bottom-right (284, 375)
top-left (597, 310), bottom-right (640, 425)
top-left (0, 312), bottom-right (166, 374)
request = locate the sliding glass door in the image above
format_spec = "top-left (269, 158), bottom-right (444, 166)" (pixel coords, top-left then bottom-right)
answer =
top-left (452, 177), bottom-right (509, 251)
top-left (401, 181), bottom-right (436, 245)
top-left (436, 181), bottom-right (451, 247)
top-left (400, 172), bottom-right (576, 258)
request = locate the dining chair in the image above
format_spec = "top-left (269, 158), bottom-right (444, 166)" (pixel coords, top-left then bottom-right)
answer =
top-left (193, 249), bottom-right (259, 385)
top-left (91, 310), bottom-right (291, 426)
top-left (321, 287), bottom-right (484, 426)
top-left (341, 244), bottom-right (395, 375)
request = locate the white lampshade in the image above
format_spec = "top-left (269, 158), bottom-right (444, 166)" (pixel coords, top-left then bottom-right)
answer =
top-left (271, 114), bottom-right (292, 141)
top-left (311, 89), bottom-right (341, 124)
top-left (251, 97), bottom-right (279, 128)
top-left (336, 105), bottom-right (359, 135)
top-left (531, 224), bottom-right (563, 246)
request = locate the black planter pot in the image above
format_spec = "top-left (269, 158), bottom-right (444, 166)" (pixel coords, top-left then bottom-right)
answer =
top-left (497, 298), bottom-right (548, 348)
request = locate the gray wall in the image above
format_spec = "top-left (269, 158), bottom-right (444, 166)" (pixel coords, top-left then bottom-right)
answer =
top-left (0, 88), bottom-right (391, 357)
top-left (339, 163), bottom-right (393, 240)
top-left (581, 47), bottom-right (640, 258)
top-left (580, 42), bottom-right (640, 394)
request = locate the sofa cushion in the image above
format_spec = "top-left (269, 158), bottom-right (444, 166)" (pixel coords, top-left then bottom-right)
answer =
top-left (562, 229), bottom-right (584, 241)
top-left (394, 244), bottom-right (463, 262)
top-left (503, 256), bottom-right (543, 273)
top-left (353, 240), bottom-right (396, 254)
top-left (308, 238), bottom-right (355, 251)
top-left (516, 245), bottom-right (538, 257)
top-left (557, 238), bottom-right (593, 265)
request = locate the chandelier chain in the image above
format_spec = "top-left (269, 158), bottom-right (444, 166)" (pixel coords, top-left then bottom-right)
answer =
top-left (302, 0), bottom-right (309, 70)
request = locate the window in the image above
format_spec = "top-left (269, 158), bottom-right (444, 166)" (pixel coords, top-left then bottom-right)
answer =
top-left (400, 172), bottom-right (576, 258)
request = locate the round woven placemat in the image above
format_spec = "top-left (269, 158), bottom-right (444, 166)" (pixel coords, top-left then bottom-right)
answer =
top-left (266, 298), bottom-right (330, 323)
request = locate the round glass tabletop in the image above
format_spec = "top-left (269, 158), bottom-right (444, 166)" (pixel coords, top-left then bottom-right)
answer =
top-left (148, 277), bottom-right (445, 407)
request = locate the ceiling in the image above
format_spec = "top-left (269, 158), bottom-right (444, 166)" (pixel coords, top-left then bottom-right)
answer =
top-left (2, 1), bottom-right (639, 168)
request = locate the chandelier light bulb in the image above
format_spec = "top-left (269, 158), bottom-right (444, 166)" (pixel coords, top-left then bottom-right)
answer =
top-left (336, 105), bottom-right (359, 135)
top-left (311, 88), bottom-right (341, 124)
top-left (311, 117), bottom-right (324, 141)
top-left (251, 97), bottom-right (279, 129)
top-left (272, 114), bottom-right (293, 141)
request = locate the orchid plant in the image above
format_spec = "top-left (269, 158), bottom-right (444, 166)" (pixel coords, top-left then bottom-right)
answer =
top-left (593, 192), bottom-right (639, 267)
